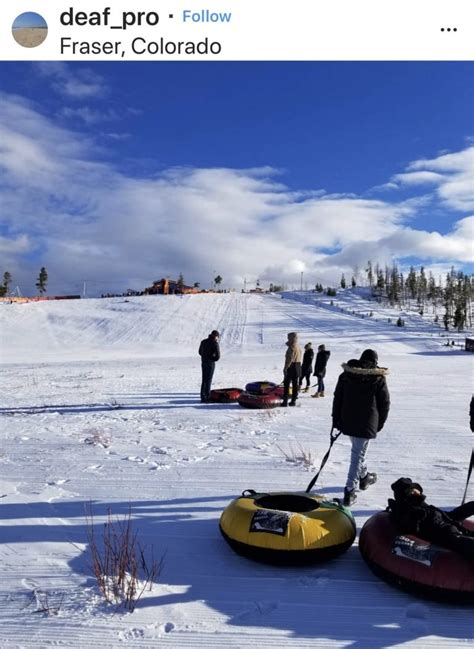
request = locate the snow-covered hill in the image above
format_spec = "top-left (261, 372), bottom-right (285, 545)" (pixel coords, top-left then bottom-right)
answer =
top-left (0, 291), bottom-right (472, 647)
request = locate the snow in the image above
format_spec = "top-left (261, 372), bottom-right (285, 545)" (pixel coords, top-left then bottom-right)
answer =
top-left (0, 290), bottom-right (472, 647)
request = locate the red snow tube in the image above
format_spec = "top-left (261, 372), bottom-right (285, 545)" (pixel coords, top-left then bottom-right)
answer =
top-left (208, 388), bottom-right (243, 403)
top-left (238, 391), bottom-right (282, 409)
top-left (359, 511), bottom-right (474, 603)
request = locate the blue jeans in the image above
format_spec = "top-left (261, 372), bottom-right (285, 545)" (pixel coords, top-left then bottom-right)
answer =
top-left (346, 436), bottom-right (370, 491)
top-left (317, 375), bottom-right (325, 392)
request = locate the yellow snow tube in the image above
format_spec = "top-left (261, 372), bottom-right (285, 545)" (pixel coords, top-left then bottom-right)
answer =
top-left (220, 490), bottom-right (356, 565)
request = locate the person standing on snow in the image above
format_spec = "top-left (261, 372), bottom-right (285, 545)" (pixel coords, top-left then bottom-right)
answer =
top-left (332, 348), bottom-right (390, 506)
top-left (198, 330), bottom-right (220, 403)
top-left (299, 343), bottom-right (314, 392)
top-left (282, 332), bottom-right (302, 407)
top-left (312, 344), bottom-right (331, 398)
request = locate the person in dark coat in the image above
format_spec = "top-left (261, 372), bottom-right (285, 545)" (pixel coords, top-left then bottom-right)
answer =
top-left (332, 348), bottom-right (390, 506)
top-left (198, 330), bottom-right (220, 403)
top-left (387, 477), bottom-right (474, 563)
top-left (312, 344), bottom-right (331, 397)
top-left (299, 342), bottom-right (314, 392)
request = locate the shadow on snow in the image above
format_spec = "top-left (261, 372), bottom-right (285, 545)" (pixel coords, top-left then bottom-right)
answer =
top-left (0, 496), bottom-right (471, 648)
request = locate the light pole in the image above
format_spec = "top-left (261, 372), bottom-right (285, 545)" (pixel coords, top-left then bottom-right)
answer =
top-left (300, 272), bottom-right (304, 291)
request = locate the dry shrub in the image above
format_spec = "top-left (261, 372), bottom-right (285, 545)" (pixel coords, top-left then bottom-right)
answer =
top-left (277, 442), bottom-right (315, 468)
top-left (83, 430), bottom-right (111, 448)
top-left (85, 505), bottom-right (163, 612)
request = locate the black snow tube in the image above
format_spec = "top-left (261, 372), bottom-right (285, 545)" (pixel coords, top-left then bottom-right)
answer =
top-left (245, 381), bottom-right (288, 398)
top-left (245, 381), bottom-right (279, 395)
top-left (208, 388), bottom-right (243, 403)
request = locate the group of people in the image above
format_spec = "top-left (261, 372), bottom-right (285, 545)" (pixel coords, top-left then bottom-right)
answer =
top-left (283, 332), bottom-right (390, 506)
top-left (198, 329), bottom-right (473, 561)
top-left (198, 329), bottom-right (387, 508)
top-left (284, 336), bottom-right (331, 404)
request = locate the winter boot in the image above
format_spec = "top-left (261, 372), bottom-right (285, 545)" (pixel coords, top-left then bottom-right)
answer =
top-left (343, 488), bottom-right (357, 507)
top-left (281, 400), bottom-right (288, 408)
top-left (311, 392), bottom-right (320, 398)
top-left (302, 387), bottom-right (309, 393)
top-left (318, 391), bottom-right (325, 398)
top-left (289, 400), bottom-right (297, 407)
top-left (359, 472), bottom-right (377, 491)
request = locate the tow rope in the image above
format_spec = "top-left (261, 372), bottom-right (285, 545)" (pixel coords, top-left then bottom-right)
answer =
top-left (306, 426), bottom-right (341, 493)
top-left (462, 447), bottom-right (474, 505)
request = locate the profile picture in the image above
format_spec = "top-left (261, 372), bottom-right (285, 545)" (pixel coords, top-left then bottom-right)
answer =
top-left (12, 12), bottom-right (48, 48)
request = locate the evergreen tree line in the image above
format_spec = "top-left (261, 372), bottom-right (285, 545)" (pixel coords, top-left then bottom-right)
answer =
top-left (352, 261), bottom-right (473, 332)
top-left (0, 267), bottom-right (48, 297)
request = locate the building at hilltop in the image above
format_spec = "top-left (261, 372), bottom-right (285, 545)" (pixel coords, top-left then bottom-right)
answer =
top-left (144, 278), bottom-right (200, 295)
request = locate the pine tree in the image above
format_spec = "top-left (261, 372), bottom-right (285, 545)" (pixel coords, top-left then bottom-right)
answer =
top-left (177, 273), bottom-right (184, 290)
top-left (340, 273), bottom-right (346, 289)
top-left (399, 272), bottom-right (405, 306)
top-left (443, 268), bottom-right (456, 330)
top-left (366, 261), bottom-right (373, 287)
top-left (376, 268), bottom-right (385, 291)
top-left (407, 266), bottom-right (417, 299)
top-left (453, 294), bottom-right (466, 331)
top-left (387, 265), bottom-right (400, 305)
top-left (214, 275), bottom-right (222, 289)
top-left (427, 272), bottom-right (436, 301)
top-left (36, 267), bottom-right (48, 295)
top-left (3, 271), bottom-right (12, 295)
top-left (417, 266), bottom-right (427, 312)
top-left (351, 276), bottom-right (356, 288)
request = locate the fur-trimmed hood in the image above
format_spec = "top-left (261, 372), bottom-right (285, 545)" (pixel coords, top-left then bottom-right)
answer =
top-left (341, 361), bottom-right (389, 376)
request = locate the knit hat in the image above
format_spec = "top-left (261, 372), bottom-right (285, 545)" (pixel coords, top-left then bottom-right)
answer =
top-left (304, 342), bottom-right (312, 350)
top-left (211, 330), bottom-right (220, 338)
top-left (391, 477), bottom-right (423, 500)
top-left (287, 332), bottom-right (297, 341)
top-left (360, 349), bottom-right (378, 364)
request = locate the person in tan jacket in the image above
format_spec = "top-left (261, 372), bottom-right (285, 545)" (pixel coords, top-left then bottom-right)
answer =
top-left (283, 332), bottom-right (302, 407)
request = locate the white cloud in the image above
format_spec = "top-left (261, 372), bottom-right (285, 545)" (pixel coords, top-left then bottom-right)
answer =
top-left (387, 147), bottom-right (474, 211)
top-left (59, 106), bottom-right (119, 124)
top-left (0, 93), bottom-right (472, 295)
top-left (393, 171), bottom-right (445, 185)
top-left (34, 62), bottom-right (106, 99)
top-left (0, 234), bottom-right (31, 254)
top-left (104, 132), bottom-right (131, 140)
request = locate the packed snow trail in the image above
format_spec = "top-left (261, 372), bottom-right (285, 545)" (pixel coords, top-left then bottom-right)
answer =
top-left (0, 291), bottom-right (472, 648)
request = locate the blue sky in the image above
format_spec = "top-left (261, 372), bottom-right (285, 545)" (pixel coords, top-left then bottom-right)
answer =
top-left (0, 62), bottom-right (472, 295)
top-left (12, 12), bottom-right (47, 29)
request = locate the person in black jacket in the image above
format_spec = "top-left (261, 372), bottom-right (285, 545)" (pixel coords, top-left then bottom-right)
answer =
top-left (299, 342), bottom-right (314, 392)
top-left (387, 477), bottom-right (474, 563)
top-left (312, 344), bottom-right (331, 398)
top-left (198, 330), bottom-right (220, 403)
top-left (332, 348), bottom-right (390, 506)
